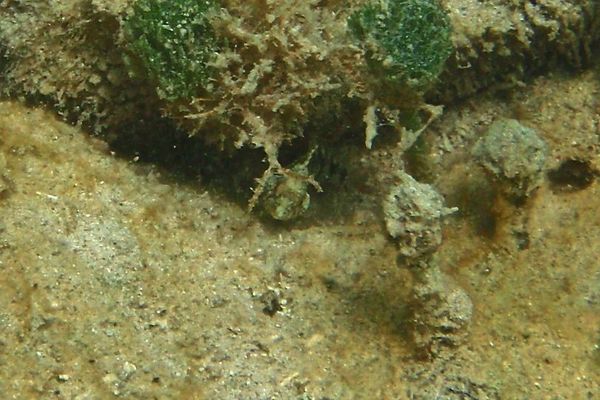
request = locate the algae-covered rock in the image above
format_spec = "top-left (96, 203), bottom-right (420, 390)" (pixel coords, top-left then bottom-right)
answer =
top-left (435, 0), bottom-right (600, 101)
top-left (0, 0), bottom-right (456, 218)
top-left (383, 172), bottom-right (456, 260)
top-left (382, 172), bottom-right (471, 355)
top-left (349, 0), bottom-right (452, 90)
top-left (411, 261), bottom-right (473, 355)
top-left (472, 119), bottom-right (548, 200)
top-left (1, 0), bottom-right (592, 220)
top-left (0, 0), bottom-right (153, 133)
top-left (122, 0), bottom-right (220, 101)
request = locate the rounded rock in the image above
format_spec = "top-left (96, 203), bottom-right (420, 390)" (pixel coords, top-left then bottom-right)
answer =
top-left (383, 173), bottom-right (456, 259)
top-left (472, 118), bottom-right (548, 200)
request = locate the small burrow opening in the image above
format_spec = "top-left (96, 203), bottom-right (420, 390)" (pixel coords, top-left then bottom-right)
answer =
top-left (547, 159), bottom-right (596, 192)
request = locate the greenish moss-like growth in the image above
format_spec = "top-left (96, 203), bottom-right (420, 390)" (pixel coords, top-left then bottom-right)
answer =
top-left (123, 0), bottom-right (220, 100)
top-left (349, 0), bottom-right (452, 89)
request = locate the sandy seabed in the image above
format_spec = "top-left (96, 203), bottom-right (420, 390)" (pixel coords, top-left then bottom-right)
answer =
top-left (0, 65), bottom-right (599, 399)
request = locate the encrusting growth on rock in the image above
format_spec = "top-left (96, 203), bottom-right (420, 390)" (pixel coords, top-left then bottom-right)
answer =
top-left (0, 0), bottom-right (454, 219)
top-left (472, 118), bottom-right (548, 201)
top-left (123, 0), bottom-right (220, 101)
top-left (383, 172), bottom-right (457, 260)
top-left (383, 172), bottom-right (472, 356)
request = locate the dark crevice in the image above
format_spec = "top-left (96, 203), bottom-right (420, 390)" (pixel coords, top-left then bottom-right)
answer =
top-left (548, 159), bottom-right (597, 192)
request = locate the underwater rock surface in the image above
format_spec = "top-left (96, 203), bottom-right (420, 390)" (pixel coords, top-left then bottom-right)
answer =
top-left (0, 0), bottom-right (599, 398)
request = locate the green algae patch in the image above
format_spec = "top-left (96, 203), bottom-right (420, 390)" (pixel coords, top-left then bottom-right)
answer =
top-left (349, 0), bottom-right (452, 89)
top-left (123, 0), bottom-right (220, 100)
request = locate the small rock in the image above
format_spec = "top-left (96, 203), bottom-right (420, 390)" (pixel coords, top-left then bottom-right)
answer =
top-left (472, 119), bottom-right (547, 200)
top-left (383, 172), bottom-right (457, 260)
top-left (411, 262), bottom-right (473, 355)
